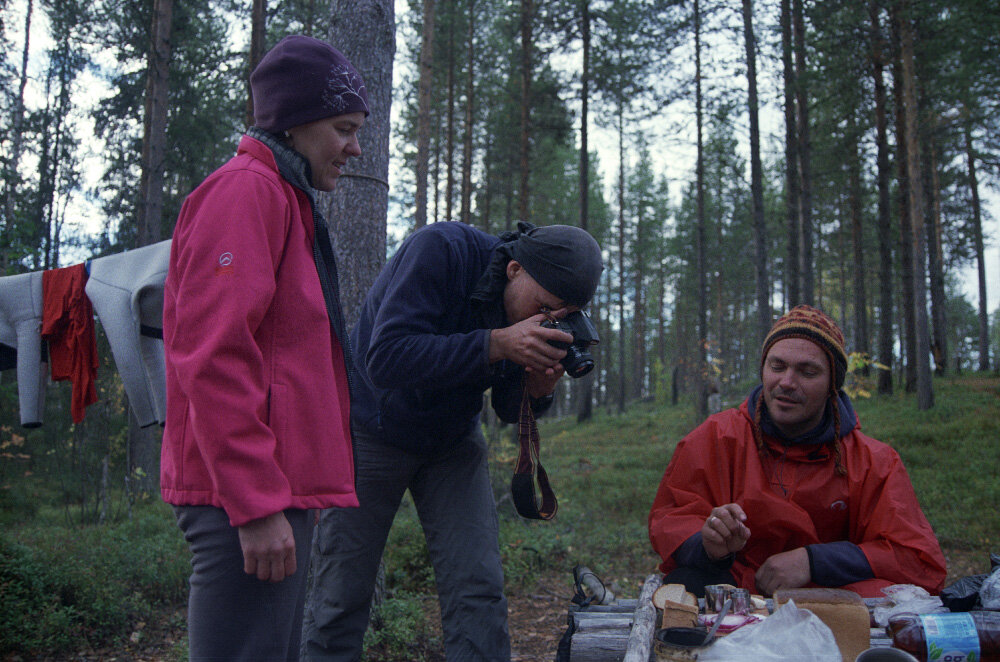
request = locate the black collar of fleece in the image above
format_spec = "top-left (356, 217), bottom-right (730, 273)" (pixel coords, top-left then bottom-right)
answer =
top-left (746, 384), bottom-right (857, 447)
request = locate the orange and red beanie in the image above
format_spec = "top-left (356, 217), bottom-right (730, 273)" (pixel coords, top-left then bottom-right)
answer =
top-left (760, 305), bottom-right (848, 390)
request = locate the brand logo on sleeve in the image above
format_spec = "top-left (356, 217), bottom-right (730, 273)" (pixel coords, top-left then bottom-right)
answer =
top-left (215, 251), bottom-right (235, 276)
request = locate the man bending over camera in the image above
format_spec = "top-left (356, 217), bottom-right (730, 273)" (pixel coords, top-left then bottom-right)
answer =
top-left (303, 221), bottom-right (603, 662)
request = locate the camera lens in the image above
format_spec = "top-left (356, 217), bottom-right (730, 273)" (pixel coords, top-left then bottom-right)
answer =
top-left (562, 345), bottom-right (594, 378)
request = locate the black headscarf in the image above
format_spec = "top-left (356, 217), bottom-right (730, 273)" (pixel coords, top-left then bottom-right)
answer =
top-left (508, 222), bottom-right (603, 307)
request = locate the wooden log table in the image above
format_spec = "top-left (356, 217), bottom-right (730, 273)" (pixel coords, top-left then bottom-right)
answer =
top-left (567, 574), bottom-right (661, 662)
top-left (568, 574), bottom-right (896, 661)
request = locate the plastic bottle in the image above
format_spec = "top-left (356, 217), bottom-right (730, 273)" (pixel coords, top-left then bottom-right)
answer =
top-left (886, 611), bottom-right (1000, 661)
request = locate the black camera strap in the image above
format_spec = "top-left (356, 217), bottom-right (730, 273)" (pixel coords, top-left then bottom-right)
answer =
top-left (511, 385), bottom-right (558, 520)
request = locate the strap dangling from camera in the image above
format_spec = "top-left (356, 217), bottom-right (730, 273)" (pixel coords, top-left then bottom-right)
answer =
top-left (511, 381), bottom-right (558, 520)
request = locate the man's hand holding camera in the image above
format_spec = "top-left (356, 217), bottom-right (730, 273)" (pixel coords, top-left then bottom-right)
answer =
top-left (489, 310), bottom-right (573, 380)
top-left (489, 304), bottom-right (600, 399)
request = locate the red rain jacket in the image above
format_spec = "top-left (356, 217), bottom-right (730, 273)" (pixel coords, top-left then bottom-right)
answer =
top-left (648, 401), bottom-right (946, 597)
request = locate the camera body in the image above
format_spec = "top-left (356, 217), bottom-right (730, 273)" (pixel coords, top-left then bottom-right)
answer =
top-left (540, 311), bottom-right (600, 378)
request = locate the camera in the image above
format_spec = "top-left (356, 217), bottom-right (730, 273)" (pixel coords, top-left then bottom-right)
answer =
top-left (540, 311), bottom-right (600, 378)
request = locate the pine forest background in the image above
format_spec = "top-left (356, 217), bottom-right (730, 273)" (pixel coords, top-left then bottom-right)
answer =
top-left (1, 0), bottom-right (1000, 513)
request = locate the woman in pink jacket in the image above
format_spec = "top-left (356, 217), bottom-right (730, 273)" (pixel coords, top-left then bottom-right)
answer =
top-left (160, 35), bottom-right (366, 661)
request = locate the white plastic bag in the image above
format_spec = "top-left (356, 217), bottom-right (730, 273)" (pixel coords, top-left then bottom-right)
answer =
top-left (697, 599), bottom-right (842, 661)
top-left (981, 565), bottom-right (1000, 609)
top-left (872, 584), bottom-right (945, 627)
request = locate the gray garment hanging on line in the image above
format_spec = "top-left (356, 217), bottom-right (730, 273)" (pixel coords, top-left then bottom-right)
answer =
top-left (0, 271), bottom-right (47, 427)
top-left (85, 240), bottom-right (170, 427)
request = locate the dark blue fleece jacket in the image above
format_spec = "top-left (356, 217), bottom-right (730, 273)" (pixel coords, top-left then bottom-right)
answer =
top-left (350, 222), bottom-right (541, 455)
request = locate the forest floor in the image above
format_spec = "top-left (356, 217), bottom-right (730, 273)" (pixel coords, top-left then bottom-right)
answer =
top-left (8, 377), bottom-right (996, 661)
top-left (25, 547), bottom-right (984, 662)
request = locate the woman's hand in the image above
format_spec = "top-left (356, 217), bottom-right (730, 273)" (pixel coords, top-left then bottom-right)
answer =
top-left (238, 511), bottom-right (296, 582)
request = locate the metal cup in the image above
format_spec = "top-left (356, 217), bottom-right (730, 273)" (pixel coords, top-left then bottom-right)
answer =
top-left (704, 585), bottom-right (728, 613)
top-left (728, 588), bottom-right (750, 616)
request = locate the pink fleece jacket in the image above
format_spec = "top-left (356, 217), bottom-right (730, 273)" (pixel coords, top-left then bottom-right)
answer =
top-left (160, 135), bottom-right (357, 526)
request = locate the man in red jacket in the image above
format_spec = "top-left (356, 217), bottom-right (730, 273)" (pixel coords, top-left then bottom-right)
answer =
top-left (648, 305), bottom-right (947, 599)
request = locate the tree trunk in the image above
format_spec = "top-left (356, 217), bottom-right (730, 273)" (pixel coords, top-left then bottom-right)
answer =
top-left (579, 2), bottom-right (590, 235)
top-left (128, 0), bottom-right (174, 497)
top-left (434, 124), bottom-right (442, 224)
top-left (246, 0), bottom-right (267, 129)
top-left (445, 10), bottom-right (456, 223)
top-left (600, 267), bottom-right (613, 409)
top-left (694, 0), bottom-right (708, 421)
top-left (848, 115), bottom-right (869, 371)
top-left (634, 211), bottom-right (647, 399)
top-left (869, 0), bottom-right (894, 394)
top-left (965, 123), bottom-right (991, 372)
top-left (657, 258), bottom-right (667, 372)
top-left (2, 0), bottom-right (33, 271)
top-left (897, 0), bottom-right (933, 410)
top-left (460, 0), bottom-right (475, 224)
top-left (139, 0), bottom-right (172, 247)
top-left (321, 0), bottom-right (395, 324)
top-left (792, 0), bottom-right (814, 305)
top-left (414, 0), bottom-right (436, 228)
top-left (780, 0), bottom-right (800, 307)
top-left (922, 132), bottom-right (947, 375)
top-left (891, 5), bottom-right (916, 392)
top-left (577, 0), bottom-right (594, 422)
top-left (519, 0), bottom-right (533, 223)
top-left (616, 103), bottom-right (626, 413)
top-left (742, 0), bottom-right (769, 342)
top-left (34, 68), bottom-right (55, 270)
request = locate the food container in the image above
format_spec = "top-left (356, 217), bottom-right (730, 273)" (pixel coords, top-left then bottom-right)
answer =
top-left (854, 647), bottom-right (919, 662)
top-left (654, 626), bottom-right (716, 661)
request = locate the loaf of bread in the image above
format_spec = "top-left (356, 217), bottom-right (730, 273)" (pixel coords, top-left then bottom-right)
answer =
top-left (773, 588), bottom-right (869, 662)
top-left (652, 583), bottom-right (699, 629)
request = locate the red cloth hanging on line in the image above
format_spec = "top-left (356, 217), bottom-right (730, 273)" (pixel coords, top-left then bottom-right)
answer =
top-left (42, 263), bottom-right (98, 423)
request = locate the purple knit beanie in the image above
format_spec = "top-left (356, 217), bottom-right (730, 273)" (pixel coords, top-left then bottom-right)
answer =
top-left (250, 35), bottom-right (370, 134)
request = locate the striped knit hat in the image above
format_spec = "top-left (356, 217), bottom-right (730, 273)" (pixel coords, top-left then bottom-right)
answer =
top-left (760, 305), bottom-right (848, 389)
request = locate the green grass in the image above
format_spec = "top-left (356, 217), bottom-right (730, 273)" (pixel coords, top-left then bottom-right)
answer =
top-left (2, 375), bottom-right (997, 659)
top-left (494, 401), bottom-right (692, 588)
top-left (850, 377), bottom-right (1000, 554)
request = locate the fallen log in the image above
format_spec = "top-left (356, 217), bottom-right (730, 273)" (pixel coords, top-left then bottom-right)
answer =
top-left (623, 574), bottom-right (662, 662)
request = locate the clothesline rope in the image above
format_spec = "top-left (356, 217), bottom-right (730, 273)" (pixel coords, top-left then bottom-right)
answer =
top-left (339, 172), bottom-right (390, 189)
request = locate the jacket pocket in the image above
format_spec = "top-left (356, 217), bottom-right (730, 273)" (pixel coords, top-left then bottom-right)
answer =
top-left (268, 382), bottom-right (288, 462)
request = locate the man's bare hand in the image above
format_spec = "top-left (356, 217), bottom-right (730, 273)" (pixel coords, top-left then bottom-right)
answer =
top-left (702, 503), bottom-right (751, 561)
top-left (755, 547), bottom-right (810, 595)
top-left (525, 365), bottom-right (565, 398)
top-left (489, 312), bottom-right (573, 374)
top-left (237, 511), bottom-right (296, 583)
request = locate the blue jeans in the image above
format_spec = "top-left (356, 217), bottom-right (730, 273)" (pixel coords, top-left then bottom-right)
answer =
top-left (174, 506), bottom-right (313, 661)
top-left (302, 428), bottom-right (510, 662)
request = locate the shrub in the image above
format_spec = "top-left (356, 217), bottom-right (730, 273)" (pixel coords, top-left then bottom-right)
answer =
top-left (0, 502), bottom-right (188, 657)
top-left (363, 592), bottom-right (441, 662)
top-left (381, 499), bottom-right (436, 594)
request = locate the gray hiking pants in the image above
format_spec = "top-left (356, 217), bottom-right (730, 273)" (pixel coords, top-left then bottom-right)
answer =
top-left (302, 428), bottom-right (510, 662)
top-left (174, 506), bottom-right (313, 661)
